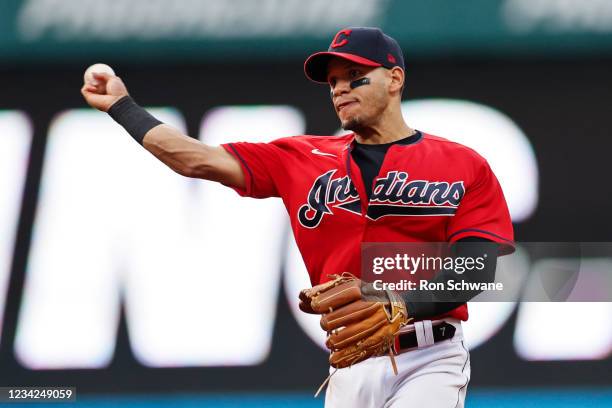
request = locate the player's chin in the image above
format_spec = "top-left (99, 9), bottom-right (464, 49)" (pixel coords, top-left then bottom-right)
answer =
top-left (341, 116), bottom-right (362, 131)
top-left (338, 111), bottom-right (359, 129)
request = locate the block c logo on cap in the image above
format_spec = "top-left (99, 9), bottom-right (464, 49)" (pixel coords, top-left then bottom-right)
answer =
top-left (331, 29), bottom-right (352, 48)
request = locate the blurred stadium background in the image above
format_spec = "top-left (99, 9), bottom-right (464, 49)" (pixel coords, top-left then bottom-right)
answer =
top-left (1, 0), bottom-right (612, 406)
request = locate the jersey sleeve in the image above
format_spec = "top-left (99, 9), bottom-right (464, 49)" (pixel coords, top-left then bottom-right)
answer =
top-left (447, 160), bottom-right (515, 255)
top-left (221, 140), bottom-right (286, 199)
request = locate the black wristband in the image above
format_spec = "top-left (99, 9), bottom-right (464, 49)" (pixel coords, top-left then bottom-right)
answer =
top-left (107, 95), bottom-right (163, 145)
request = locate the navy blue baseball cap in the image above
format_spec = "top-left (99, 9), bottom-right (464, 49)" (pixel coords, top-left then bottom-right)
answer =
top-left (304, 27), bottom-right (405, 83)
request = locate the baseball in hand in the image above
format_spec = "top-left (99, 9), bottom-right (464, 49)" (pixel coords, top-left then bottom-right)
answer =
top-left (83, 63), bottom-right (115, 85)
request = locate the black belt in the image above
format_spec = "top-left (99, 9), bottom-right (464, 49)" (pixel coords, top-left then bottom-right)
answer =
top-left (394, 322), bottom-right (456, 353)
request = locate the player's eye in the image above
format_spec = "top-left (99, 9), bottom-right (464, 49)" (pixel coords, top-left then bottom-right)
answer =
top-left (328, 78), bottom-right (337, 88)
top-left (349, 69), bottom-right (361, 78)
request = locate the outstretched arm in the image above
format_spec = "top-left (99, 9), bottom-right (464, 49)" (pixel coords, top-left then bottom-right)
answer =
top-left (80, 71), bottom-right (245, 188)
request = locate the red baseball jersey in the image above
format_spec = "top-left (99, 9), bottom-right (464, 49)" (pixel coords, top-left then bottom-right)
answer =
top-left (222, 132), bottom-right (514, 321)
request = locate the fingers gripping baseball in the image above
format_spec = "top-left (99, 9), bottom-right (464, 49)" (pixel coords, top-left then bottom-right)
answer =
top-left (81, 67), bottom-right (129, 112)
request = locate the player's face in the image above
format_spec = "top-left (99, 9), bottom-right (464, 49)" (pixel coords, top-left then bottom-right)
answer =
top-left (327, 59), bottom-right (391, 132)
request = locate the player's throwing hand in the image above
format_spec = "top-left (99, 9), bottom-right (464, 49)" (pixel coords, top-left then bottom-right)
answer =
top-left (81, 69), bottom-right (128, 112)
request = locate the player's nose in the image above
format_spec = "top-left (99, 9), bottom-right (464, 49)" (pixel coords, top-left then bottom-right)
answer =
top-left (331, 79), bottom-right (351, 99)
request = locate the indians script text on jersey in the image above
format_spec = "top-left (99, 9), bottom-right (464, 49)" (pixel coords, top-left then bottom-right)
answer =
top-left (223, 132), bottom-right (514, 321)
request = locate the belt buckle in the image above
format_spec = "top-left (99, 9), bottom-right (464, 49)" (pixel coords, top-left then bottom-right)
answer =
top-left (394, 321), bottom-right (455, 354)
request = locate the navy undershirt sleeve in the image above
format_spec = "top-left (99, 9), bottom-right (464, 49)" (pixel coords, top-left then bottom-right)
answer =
top-left (401, 237), bottom-right (499, 320)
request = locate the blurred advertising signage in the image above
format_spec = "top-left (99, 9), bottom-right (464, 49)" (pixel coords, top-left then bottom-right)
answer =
top-left (4, 100), bottom-right (607, 371)
top-left (2, 0), bottom-right (612, 61)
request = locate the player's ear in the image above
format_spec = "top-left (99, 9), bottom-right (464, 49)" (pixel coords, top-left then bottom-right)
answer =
top-left (388, 67), bottom-right (405, 95)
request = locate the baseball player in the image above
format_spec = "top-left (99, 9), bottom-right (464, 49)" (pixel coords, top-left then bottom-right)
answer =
top-left (81, 27), bottom-right (514, 407)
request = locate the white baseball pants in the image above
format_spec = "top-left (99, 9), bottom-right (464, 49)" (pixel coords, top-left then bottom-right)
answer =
top-left (324, 318), bottom-right (470, 408)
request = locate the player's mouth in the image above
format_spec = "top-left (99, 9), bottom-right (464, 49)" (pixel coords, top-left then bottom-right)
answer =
top-left (336, 100), bottom-right (358, 113)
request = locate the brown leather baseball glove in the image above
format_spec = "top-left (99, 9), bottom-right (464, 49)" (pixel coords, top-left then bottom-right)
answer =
top-left (299, 272), bottom-right (411, 374)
